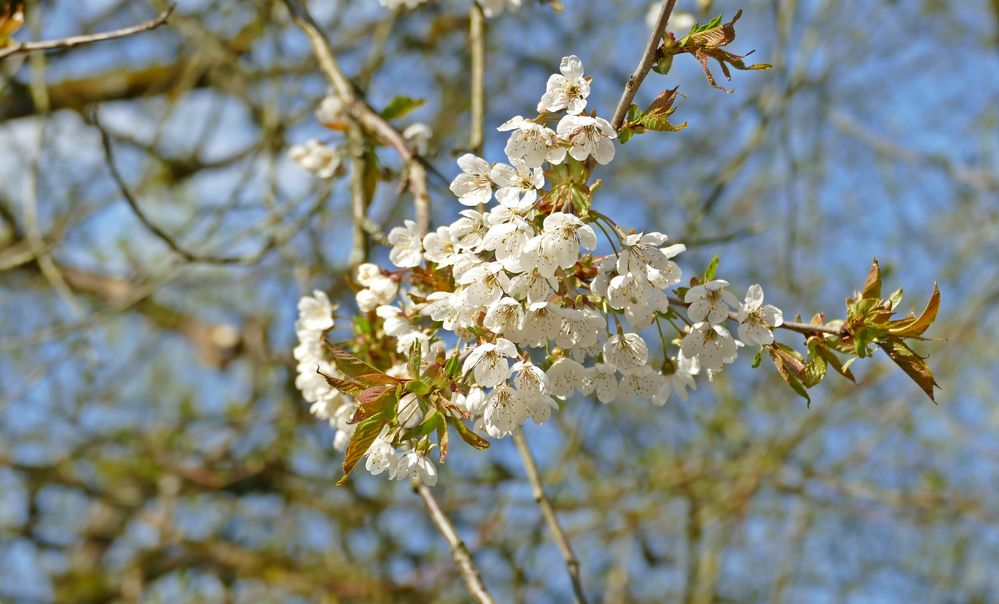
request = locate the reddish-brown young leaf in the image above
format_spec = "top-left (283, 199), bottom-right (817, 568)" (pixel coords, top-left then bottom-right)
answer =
top-left (317, 368), bottom-right (364, 396)
top-left (889, 283), bottom-right (941, 338)
top-left (338, 412), bottom-right (388, 486)
top-left (878, 339), bottom-right (941, 402)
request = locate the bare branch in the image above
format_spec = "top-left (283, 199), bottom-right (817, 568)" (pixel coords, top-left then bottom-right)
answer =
top-left (610, 0), bottom-right (677, 130)
top-left (412, 479), bottom-right (497, 604)
top-left (0, 5), bottom-right (175, 61)
top-left (468, 3), bottom-right (486, 155)
top-left (282, 0), bottom-right (431, 237)
top-left (513, 429), bottom-right (590, 604)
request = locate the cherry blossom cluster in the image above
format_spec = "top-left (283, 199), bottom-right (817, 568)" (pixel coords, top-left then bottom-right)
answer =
top-left (293, 54), bottom-right (784, 486)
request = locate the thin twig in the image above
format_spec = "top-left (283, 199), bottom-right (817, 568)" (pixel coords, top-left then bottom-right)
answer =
top-left (513, 429), bottom-right (589, 604)
top-left (93, 111), bottom-right (265, 265)
top-left (0, 5), bottom-right (175, 61)
top-left (347, 123), bottom-right (370, 267)
top-left (468, 2), bottom-right (486, 155)
top-left (411, 479), bottom-right (497, 604)
top-left (610, 0), bottom-right (677, 130)
top-left (282, 0), bottom-right (431, 237)
top-left (666, 295), bottom-right (848, 337)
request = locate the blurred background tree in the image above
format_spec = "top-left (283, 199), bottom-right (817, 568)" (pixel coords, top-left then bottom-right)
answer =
top-left (1, 0), bottom-right (997, 602)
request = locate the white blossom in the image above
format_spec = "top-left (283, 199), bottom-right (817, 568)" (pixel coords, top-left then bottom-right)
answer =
top-left (541, 212), bottom-right (597, 269)
top-left (681, 322), bottom-right (740, 372)
top-left (393, 448), bottom-right (438, 486)
top-left (482, 383), bottom-right (526, 438)
top-left (547, 357), bottom-right (588, 397)
top-left (603, 332), bottom-right (650, 375)
top-left (388, 220), bottom-right (423, 268)
top-left (538, 55), bottom-right (590, 115)
top-left (556, 114), bottom-right (617, 165)
top-left (685, 279), bottom-right (739, 324)
top-left (463, 338), bottom-right (518, 387)
top-left (498, 116), bottom-right (566, 168)
top-left (365, 433), bottom-right (398, 476)
top-left (736, 284), bottom-right (783, 346)
top-left (484, 297), bottom-right (525, 335)
top-left (288, 139), bottom-right (341, 179)
top-left (490, 161), bottom-right (544, 210)
top-left (449, 154), bottom-right (494, 207)
top-left (479, 0), bottom-right (522, 18)
top-left (403, 122), bottom-right (432, 155)
top-left (297, 290), bottom-right (335, 332)
top-left (422, 226), bottom-right (461, 267)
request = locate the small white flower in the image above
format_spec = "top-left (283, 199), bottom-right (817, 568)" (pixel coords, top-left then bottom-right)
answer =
top-left (546, 357), bottom-right (588, 397)
top-left (538, 55), bottom-right (590, 115)
top-left (463, 338), bottom-right (519, 387)
top-left (541, 212), bottom-right (597, 269)
top-left (297, 290), bottom-right (335, 332)
top-left (422, 226), bottom-right (461, 267)
top-left (603, 332), bottom-right (650, 375)
top-left (422, 291), bottom-right (468, 331)
top-left (685, 280), bottom-right (739, 324)
top-left (365, 433), bottom-right (398, 476)
top-left (653, 354), bottom-right (698, 406)
top-left (397, 392), bottom-right (424, 429)
top-left (618, 366), bottom-right (663, 402)
top-left (388, 220), bottom-right (423, 268)
top-left (393, 448), bottom-right (438, 486)
top-left (484, 297), bottom-right (525, 335)
top-left (483, 383), bottom-right (527, 438)
top-left (681, 322), bottom-right (740, 372)
top-left (507, 267), bottom-right (559, 304)
top-left (736, 284), bottom-right (784, 346)
top-left (479, 0), bottom-right (522, 18)
top-left (584, 363), bottom-right (619, 404)
top-left (315, 94), bottom-right (346, 124)
top-left (450, 209), bottom-right (490, 251)
top-left (520, 302), bottom-right (563, 347)
top-left (490, 161), bottom-right (544, 210)
top-left (289, 139), bottom-right (341, 179)
top-left (498, 116), bottom-right (566, 167)
top-left (403, 122), bottom-right (432, 156)
top-left (481, 212), bottom-right (532, 271)
top-left (556, 115), bottom-right (617, 165)
top-left (449, 154), bottom-right (493, 207)
top-left (456, 261), bottom-right (510, 307)
top-left (379, 0), bottom-right (427, 10)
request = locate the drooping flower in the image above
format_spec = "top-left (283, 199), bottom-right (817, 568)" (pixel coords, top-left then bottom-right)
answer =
top-left (538, 55), bottom-right (590, 115)
top-left (546, 357), bottom-right (588, 398)
top-left (681, 322), bottom-right (740, 372)
top-left (463, 338), bottom-right (519, 387)
top-left (288, 139), bottom-right (341, 179)
top-left (603, 332), bottom-right (650, 375)
top-left (393, 447), bottom-right (438, 486)
top-left (736, 284), bottom-right (783, 345)
top-left (403, 122), bottom-right (432, 155)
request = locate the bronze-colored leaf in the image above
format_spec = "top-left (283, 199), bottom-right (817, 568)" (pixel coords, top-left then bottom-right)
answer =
top-left (338, 412), bottom-right (388, 485)
top-left (878, 339), bottom-right (940, 402)
top-left (889, 283), bottom-right (941, 338)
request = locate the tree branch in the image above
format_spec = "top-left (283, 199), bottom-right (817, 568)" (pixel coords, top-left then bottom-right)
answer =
top-left (468, 2), bottom-right (486, 155)
top-left (666, 295), bottom-right (848, 337)
top-left (411, 479), bottom-right (496, 604)
top-left (282, 0), bottom-right (431, 237)
top-left (610, 0), bottom-right (677, 130)
top-left (513, 429), bottom-right (589, 604)
top-left (0, 5), bottom-right (175, 61)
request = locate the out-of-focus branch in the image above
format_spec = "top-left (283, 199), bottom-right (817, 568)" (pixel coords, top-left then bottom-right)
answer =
top-left (411, 479), bottom-right (497, 604)
top-left (513, 429), bottom-right (589, 604)
top-left (610, 0), bottom-right (678, 130)
top-left (468, 2), bottom-right (486, 155)
top-left (282, 0), bottom-right (431, 237)
top-left (0, 5), bottom-right (175, 61)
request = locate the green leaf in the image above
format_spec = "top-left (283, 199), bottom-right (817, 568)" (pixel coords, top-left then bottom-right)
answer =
top-left (703, 256), bottom-right (720, 281)
top-left (380, 96), bottom-right (425, 120)
top-left (652, 54), bottom-right (673, 75)
top-left (408, 340), bottom-right (422, 379)
top-left (452, 417), bottom-right (490, 450)
top-left (338, 411), bottom-right (388, 485)
top-left (401, 410), bottom-right (443, 442)
top-left (813, 345), bottom-right (857, 383)
top-left (406, 379), bottom-right (432, 395)
top-left (444, 353), bottom-right (461, 378)
top-left (350, 388), bottom-right (398, 425)
top-left (618, 127), bottom-right (633, 144)
top-left (751, 347), bottom-right (764, 368)
top-left (326, 342), bottom-right (382, 379)
top-left (878, 339), bottom-right (940, 402)
top-left (768, 345), bottom-right (812, 406)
